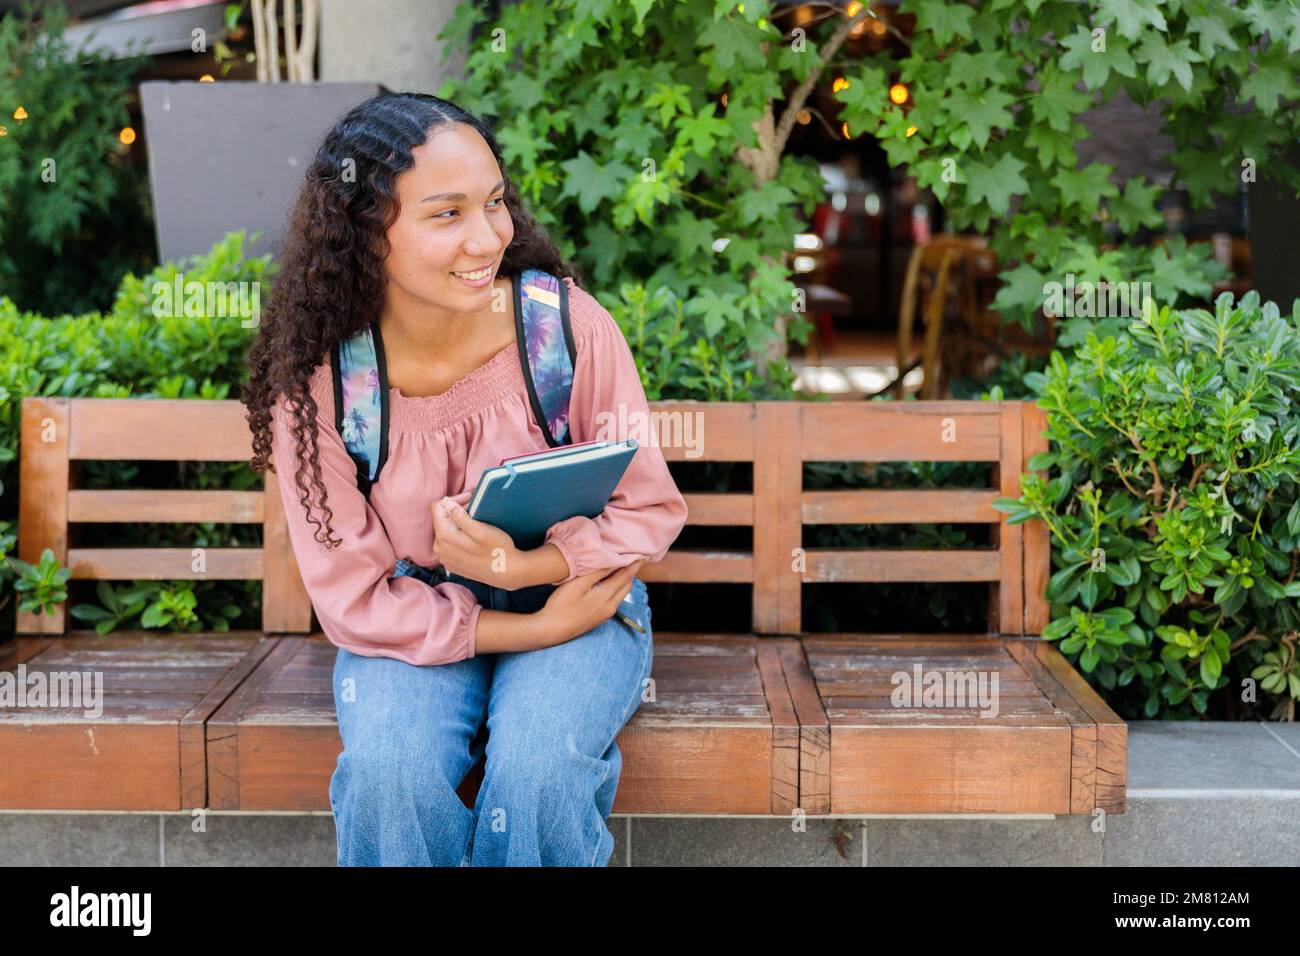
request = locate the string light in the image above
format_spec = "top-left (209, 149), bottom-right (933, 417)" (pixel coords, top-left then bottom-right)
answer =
top-left (119, 126), bottom-right (136, 145)
top-left (842, 121), bottom-right (852, 138)
top-left (199, 74), bottom-right (215, 82)
top-left (889, 83), bottom-right (909, 105)
top-left (13, 106), bottom-right (27, 121)
top-left (796, 109), bottom-right (811, 125)
top-left (832, 76), bottom-right (850, 93)
top-left (905, 125), bottom-right (918, 137)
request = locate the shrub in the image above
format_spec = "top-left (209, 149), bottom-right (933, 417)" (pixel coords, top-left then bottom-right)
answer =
top-left (996, 292), bottom-right (1300, 720)
top-left (0, 231), bottom-right (271, 637)
top-left (0, 1), bottom-right (155, 314)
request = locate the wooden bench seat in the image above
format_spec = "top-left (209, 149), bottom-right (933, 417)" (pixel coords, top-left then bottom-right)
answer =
top-left (3, 396), bottom-right (1127, 816)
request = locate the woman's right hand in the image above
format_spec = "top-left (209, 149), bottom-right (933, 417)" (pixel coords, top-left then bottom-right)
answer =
top-left (532, 560), bottom-right (645, 648)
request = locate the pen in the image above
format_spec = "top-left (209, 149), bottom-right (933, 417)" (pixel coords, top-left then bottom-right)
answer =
top-left (615, 591), bottom-right (645, 634)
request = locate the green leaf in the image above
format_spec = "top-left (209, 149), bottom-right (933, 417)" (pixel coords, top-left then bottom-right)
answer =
top-left (1239, 58), bottom-right (1298, 116)
top-left (1051, 162), bottom-right (1119, 211)
top-left (1135, 35), bottom-right (1202, 92)
top-left (963, 153), bottom-right (1029, 216)
top-left (1059, 27), bottom-right (1137, 89)
top-left (557, 150), bottom-right (632, 214)
top-left (1032, 65), bottom-right (1093, 133)
top-left (910, 0), bottom-right (975, 45)
top-left (945, 86), bottom-right (1015, 149)
top-left (1097, 0), bottom-right (1168, 39)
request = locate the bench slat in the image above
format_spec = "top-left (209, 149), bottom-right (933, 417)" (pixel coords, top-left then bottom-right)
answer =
top-left (69, 399), bottom-right (252, 461)
top-left (67, 548), bottom-right (264, 580)
top-left (802, 549), bottom-right (1000, 582)
top-left (803, 489), bottom-right (1000, 524)
top-left (68, 490), bottom-right (266, 523)
top-left (799, 402), bottom-right (1003, 462)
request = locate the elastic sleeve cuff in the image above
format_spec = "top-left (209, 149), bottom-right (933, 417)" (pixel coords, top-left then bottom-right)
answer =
top-left (543, 521), bottom-right (585, 584)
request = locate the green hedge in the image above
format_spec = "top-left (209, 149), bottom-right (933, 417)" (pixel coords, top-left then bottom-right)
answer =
top-left (0, 232), bottom-right (270, 632)
top-left (997, 293), bottom-right (1300, 720)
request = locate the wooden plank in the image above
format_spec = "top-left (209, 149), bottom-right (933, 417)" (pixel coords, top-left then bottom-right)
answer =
top-left (779, 639), bottom-right (831, 814)
top-left (68, 489), bottom-right (264, 523)
top-left (262, 470), bottom-right (313, 632)
top-left (179, 636), bottom-right (280, 809)
top-left (1005, 639), bottom-right (1098, 814)
top-left (997, 403), bottom-right (1025, 634)
top-left (1022, 402), bottom-right (1052, 634)
top-left (1030, 640), bottom-right (1128, 813)
top-left (68, 399), bottom-right (252, 461)
top-left (754, 402), bottom-right (800, 634)
top-left (648, 401), bottom-right (755, 462)
top-left (17, 397), bottom-right (70, 634)
top-left (206, 637), bottom-right (306, 809)
top-left (802, 549), bottom-right (999, 583)
top-left (755, 639), bottom-right (799, 814)
top-left (638, 549), bottom-right (752, 583)
top-left (680, 492), bottom-right (753, 525)
top-left (66, 548), bottom-right (264, 580)
top-left (803, 489), bottom-right (1000, 525)
top-left (799, 402), bottom-right (1002, 462)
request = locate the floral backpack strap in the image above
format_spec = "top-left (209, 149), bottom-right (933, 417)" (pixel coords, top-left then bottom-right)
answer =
top-left (331, 322), bottom-right (390, 497)
top-left (514, 268), bottom-right (576, 447)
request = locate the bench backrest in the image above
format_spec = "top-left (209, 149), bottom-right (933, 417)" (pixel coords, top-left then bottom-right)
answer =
top-left (15, 397), bottom-right (1048, 637)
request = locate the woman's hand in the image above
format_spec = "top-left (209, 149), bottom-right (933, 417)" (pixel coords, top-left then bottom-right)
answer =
top-left (431, 496), bottom-right (524, 588)
top-left (534, 560), bottom-right (646, 645)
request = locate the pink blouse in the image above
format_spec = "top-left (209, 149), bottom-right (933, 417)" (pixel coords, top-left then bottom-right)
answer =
top-left (269, 276), bottom-right (689, 666)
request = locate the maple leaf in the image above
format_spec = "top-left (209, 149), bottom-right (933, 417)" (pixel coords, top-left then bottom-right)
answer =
top-left (1240, 59), bottom-right (1298, 116)
top-left (1051, 162), bottom-right (1120, 211)
top-left (910, 0), bottom-right (975, 45)
top-left (1033, 64), bottom-right (1093, 132)
top-left (945, 86), bottom-right (1015, 148)
top-left (1059, 27), bottom-right (1137, 89)
top-left (1096, 0), bottom-right (1167, 39)
top-left (1136, 35), bottom-right (1202, 92)
top-left (964, 153), bottom-right (1029, 216)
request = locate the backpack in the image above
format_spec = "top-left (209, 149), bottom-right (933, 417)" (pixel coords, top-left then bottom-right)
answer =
top-left (331, 268), bottom-right (577, 497)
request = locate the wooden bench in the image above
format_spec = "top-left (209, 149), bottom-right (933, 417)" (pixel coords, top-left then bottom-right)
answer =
top-left (2, 397), bottom-right (1126, 816)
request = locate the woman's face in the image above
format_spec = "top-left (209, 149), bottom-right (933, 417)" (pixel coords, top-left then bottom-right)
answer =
top-left (383, 122), bottom-right (515, 316)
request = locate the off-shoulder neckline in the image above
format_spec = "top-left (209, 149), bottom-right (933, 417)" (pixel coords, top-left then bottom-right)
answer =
top-left (387, 338), bottom-right (517, 405)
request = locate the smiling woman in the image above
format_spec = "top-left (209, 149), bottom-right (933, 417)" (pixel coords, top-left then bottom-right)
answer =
top-left (239, 91), bottom-right (688, 868)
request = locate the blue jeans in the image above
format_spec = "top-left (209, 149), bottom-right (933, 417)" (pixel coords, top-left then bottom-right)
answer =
top-left (328, 569), bottom-right (654, 867)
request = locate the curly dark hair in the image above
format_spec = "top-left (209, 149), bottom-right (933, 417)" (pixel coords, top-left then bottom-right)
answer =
top-left (243, 92), bottom-right (582, 549)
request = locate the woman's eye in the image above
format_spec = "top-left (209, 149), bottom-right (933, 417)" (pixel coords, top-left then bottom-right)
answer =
top-left (434, 198), bottom-right (503, 219)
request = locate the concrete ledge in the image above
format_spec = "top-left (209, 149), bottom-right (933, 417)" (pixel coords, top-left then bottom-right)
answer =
top-left (2, 722), bottom-right (1296, 865)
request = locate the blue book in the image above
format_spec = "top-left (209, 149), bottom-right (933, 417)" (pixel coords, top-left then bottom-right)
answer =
top-left (466, 439), bottom-right (640, 550)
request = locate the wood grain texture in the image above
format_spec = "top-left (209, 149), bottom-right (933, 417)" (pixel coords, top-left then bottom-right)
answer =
top-left (754, 402), bottom-right (800, 634)
top-left (802, 548), bottom-right (1000, 583)
top-left (262, 469), bottom-right (313, 633)
top-left (803, 489), bottom-right (1000, 525)
top-left (997, 402), bottom-right (1025, 635)
top-left (17, 397), bottom-right (70, 634)
top-left (800, 634), bottom-right (1074, 813)
top-left (66, 548), bottom-right (263, 580)
top-left (68, 399), bottom-right (252, 461)
top-left (0, 632), bottom-right (266, 810)
top-left (799, 402), bottom-right (1002, 462)
top-left (68, 490), bottom-right (264, 524)
top-left (1022, 402), bottom-right (1052, 634)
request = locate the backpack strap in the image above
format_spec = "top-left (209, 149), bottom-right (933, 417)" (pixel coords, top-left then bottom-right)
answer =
top-left (331, 321), bottom-right (389, 497)
top-left (515, 268), bottom-right (577, 447)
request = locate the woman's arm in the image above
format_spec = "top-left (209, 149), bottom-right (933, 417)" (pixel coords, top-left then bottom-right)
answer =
top-left (269, 373), bottom-right (538, 664)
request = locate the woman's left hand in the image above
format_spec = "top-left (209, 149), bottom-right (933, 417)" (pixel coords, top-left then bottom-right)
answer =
top-left (431, 496), bottom-right (524, 588)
